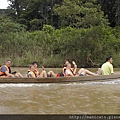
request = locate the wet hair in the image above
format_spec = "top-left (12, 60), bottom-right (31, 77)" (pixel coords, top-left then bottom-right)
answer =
top-left (106, 56), bottom-right (112, 62)
top-left (32, 62), bottom-right (38, 66)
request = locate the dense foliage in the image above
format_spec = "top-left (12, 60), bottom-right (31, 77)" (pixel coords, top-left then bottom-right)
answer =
top-left (0, 0), bottom-right (120, 67)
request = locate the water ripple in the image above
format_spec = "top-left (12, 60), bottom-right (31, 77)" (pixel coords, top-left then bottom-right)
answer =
top-left (0, 79), bottom-right (120, 88)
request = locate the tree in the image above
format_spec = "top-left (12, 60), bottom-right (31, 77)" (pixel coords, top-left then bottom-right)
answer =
top-left (0, 15), bottom-right (26, 33)
top-left (97, 0), bottom-right (120, 27)
top-left (116, 0), bottom-right (120, 26)
top-left (53, 0), bottom-right (109, 28)
top-left (6, 0), bottom-right (120, 29)
top-left (7, 0), bottom-right (64, 30)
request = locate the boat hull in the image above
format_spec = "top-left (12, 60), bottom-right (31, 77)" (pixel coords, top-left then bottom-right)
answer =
top-left (0, 74), bottom-right (120, 83)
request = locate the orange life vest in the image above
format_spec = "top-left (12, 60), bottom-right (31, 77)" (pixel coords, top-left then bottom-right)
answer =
top-left (0, 65), bottom-right (9, 77)
top-left (27, 70), bottom-right (36, 78)
top-left (34, 68), bottom-right (40, 76)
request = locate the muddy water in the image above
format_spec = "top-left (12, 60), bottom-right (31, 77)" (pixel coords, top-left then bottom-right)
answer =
top-left (0, 80), bottom-right (120, 114)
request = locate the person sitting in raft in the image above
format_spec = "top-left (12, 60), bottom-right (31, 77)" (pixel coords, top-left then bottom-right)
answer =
top-left (65, 63), bottom-right (98, 77)
top-left (47, 60), bottom-right (73, 77)
top-left (62, 60), bottom-right (77, 76)
top-left (44, 60), bottom-right (79, 77)
top-left (0, 60), bottom-right (23, 78)
top-left (28, 62), bottom-right (47, 78)
top-left (27, 65), bottom-right (36, 78)
top-left (31, 62), bottom-right (47, 77)
top-left (31, 62), bottom-right (62, 78)
top-left (54, 60), bottom-right (70, 77)
top-left (101, 56), bottom-right (114, 75)
top-left (32, 62), bottom-right (40, 76)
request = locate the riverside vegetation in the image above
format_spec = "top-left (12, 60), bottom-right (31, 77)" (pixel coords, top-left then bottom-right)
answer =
top-left (0, 0), bottom-right (120, 68)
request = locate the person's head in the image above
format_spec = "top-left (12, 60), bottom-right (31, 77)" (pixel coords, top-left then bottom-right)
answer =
top-left (5, 60), bottom-right (12, 67)
top-left (106, 56), bottom-right (113, 63)
top-left (63, 60), bottom-right (69, 67)
top-left (65, 60), bottom-right (69, 64)
top-left (66, 63), bottom-right (71, 69)
top-left (32, 62), bottom-right (38, 68)
top-left (29, 65), bottom-right (35, 71)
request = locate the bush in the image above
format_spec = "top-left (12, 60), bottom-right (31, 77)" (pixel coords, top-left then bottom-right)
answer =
top-left (0, 22), bottom-right (120, 67)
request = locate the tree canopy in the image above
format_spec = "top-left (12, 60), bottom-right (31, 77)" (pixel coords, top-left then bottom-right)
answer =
top-left (5, 0), bottom-right (119, 29)
top-left (53, 0), bottom-right (109, 28)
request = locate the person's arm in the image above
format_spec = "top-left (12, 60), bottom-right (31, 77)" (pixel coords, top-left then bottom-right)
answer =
top-left (35, 71), bottom-right (40, 76)
top-left (42, 66), bottom-right (44, 71)
top-left (72, 61), bottom-right (77, 75)
top-left (5, 71), bottom-right (15, 77)
top-left (110, 64), bottom-right (114, 74)
top-left (62, 67), bottom-right (66, 76)
top-left (34, 69), bottom-right (40, 76)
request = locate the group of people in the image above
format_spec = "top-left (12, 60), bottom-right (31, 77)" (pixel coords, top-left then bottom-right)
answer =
top-left (61, 56), bottom-right (114, 77)
top-left (0, 56), bottom-right (114, 78)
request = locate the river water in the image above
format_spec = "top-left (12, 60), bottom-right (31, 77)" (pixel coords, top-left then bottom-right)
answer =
top-left (0, 79), bottom-right (120, 114)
